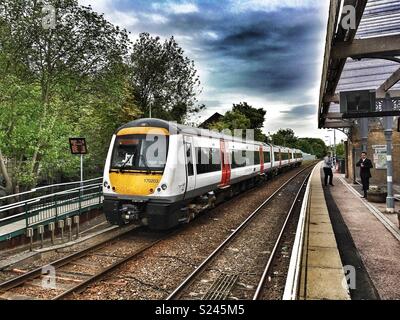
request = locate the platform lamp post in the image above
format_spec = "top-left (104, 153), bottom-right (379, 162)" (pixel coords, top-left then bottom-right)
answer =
top-left (383, 93), bottom-right (395, 213)
top-left (328, 129), bottom-right (337, 165)
top-left (360, 118), bottom-right (369, 153)
top-left (325, 135), bottom-right (332, 157)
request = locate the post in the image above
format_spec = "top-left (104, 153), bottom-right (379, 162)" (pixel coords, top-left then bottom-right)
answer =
top-left (384, 94), bottom-right (395, 213)
top-left (58, 220), bottom-right (65, 242)
top-left (27, 228), bottom-right (34, 251)
top-left (345, 140), bottom-right (349, 178)
top-left (66, 217), bottom-right (72, 242)
top-left (80, 154), bottom-right (83, 188)
top-left (360, 118), bottom-right (368, 153)
top-left (38, 225), bottom-right (44, 249)
top-left (74, 215), bottom-right (80, 239)
top-left (49, 222), bottom-right (55, 245)
top-left (352, 146), bottom-right (357, 184)
top-left (334, 129), bottom-right (337, 164)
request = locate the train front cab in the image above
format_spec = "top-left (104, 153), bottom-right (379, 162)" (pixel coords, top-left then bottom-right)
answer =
top-left (102, 124), bottom-right (185, 230)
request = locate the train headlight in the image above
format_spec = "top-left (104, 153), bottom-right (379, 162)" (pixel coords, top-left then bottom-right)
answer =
top-left (161, 184), bottom-right (168, 190)
top-left (104, 181), bottom-right (110, 189)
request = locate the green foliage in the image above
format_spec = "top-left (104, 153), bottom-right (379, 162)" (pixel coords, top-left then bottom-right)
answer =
top-left (336, 143), bottom-right (345, 158)
top-left (270, 129), bottom-right (297, 147)
top-left (269, 128), bottom-right (327, 158)
top-left (209, 110), bottom-right (250, 132)
top-left (0, 0), bottom-right (139, 192)
top-left (130, 32), bottom-right (202, 123)
top-left (0, 1), bottom-right (203, 194)
top-left (296, 138), bottom-right (328, 159)
top-left (232, 102), bottom-right (266, 129)
top-left (209, 102), bottom-right (267, 142)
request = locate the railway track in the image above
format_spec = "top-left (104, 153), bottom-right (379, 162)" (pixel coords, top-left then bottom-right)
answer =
top-left (0, 227), bottom-right (170, 300)
top-left (0, 163), bottom-right (315, 300)
top-left (166, 164), bottom-right (314, 300)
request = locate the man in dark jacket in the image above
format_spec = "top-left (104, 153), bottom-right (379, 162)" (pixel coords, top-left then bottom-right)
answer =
top-left (356, 152), bottom-right (373, 198)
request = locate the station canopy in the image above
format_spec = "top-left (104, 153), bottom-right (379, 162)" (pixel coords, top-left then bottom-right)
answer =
top-left (319, 0), bottom-right (400, 129)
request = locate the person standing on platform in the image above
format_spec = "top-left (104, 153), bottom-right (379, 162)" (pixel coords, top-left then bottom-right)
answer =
top-left (356, 152), bottom-right (373, 198)
top-left (323, 154), bottom-right (334, 187)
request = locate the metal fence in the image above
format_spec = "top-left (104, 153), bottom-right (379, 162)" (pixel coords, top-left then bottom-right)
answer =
top-left (0, 178), bottom-right (103, 242)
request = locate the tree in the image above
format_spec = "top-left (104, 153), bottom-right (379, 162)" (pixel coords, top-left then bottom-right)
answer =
top-left (232, 102), bottom-right (266, 129)
top-left (268, 129), bottom-right (328, 159)
top-left (232, 102), bottom-right (267, 142)
top-left (336, 143), bottom-right (345, 158)
top-left (209, 110), bottom-right (250, 133)
top-left (0, 0), bottom-right (132, 193)
top-left (209, 102), bottom-right (267, 142)
top-left (130, 32), bottom-right (202, 123)
top-left (296, 138), bottom-right (327, 158)
top-left (271, 129), bottom-right (298, 147)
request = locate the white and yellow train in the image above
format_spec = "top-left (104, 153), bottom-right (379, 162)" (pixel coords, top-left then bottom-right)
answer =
top-left (103, 118), bottom-right (303, 230)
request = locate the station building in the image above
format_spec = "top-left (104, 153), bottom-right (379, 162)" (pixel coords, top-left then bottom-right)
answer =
top-left (319, 0), bottom-right (400, 195)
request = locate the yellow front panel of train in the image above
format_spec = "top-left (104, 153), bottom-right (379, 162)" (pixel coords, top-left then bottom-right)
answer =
top-left (109, 172), bottom-right (162, 196)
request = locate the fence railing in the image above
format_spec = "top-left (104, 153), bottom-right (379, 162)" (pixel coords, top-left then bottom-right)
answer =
top-left (0, 178), bottom-right (103, 242)
top-left (0, 177), bottom-right (102, 208)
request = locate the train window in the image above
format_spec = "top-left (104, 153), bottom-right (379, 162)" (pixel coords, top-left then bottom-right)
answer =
top-left (111, 134), bottom-right (168, 171)
top-left (274, 152), bottom-right (280, 161)
top-left (185, 142), bottom-right (194, 176)
top-left (263, 152), bottom-right (271, 163)
top-left (254, 151), bottom-right (260, 165)
top-left (232, 150), bottom-right (246, 169)
top-left (196, 147), bottom-right (221, 174)
top-left (210, 148), bottom-right (221, 171)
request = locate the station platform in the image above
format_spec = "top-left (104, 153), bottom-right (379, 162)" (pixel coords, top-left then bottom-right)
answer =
top-left (290, 161), bottom-right (400, 300)
top-left (326, 171), bottom-right (400, 300)
top-left (298, 163), bottom-right (351, 300)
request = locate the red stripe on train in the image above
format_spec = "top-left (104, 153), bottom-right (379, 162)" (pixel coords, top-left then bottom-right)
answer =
top-left (219, 139), bottom-right (231, 187)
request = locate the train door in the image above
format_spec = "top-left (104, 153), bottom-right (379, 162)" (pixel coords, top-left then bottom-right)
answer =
top-left (260, 146), bottom-right (264, 174)
top-left (219, 139), bottom-right (231, 187)
top-left (270, 145), bottom-right (276, 169)
top-left (184, 136), bottom-right (196, 195)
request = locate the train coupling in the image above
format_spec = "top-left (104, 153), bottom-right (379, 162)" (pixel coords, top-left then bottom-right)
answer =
top-left (120, 204), bottom-right (144, 222)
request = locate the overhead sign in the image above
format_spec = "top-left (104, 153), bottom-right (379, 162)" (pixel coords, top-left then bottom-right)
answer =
top-left (340, 90), bottom-right (376, 114)
top-left (69, 138), bottom-right (87, 155)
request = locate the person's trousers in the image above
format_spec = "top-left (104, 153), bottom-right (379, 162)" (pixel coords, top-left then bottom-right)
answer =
top-left (361, 176), bottom-right (370, 197)
top-left (323, 168), bottom-right (333, 186)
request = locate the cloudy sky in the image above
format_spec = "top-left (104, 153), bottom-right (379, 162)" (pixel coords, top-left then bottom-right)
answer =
top-left (79, 0), bottom-right (337, 142)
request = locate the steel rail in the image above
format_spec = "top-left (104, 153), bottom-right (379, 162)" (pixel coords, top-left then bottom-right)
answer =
top-left (166, 162), bottom-right (317, 300)
top-left (52, 234), bottom-right (170, 300)
top-left (252, 170), bottom-right (311, 300)
top-left (0, 226), bottom-right (141, 293)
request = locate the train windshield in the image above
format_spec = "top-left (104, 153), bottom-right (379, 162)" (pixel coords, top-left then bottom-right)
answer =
top-left (110, 134), bottom-right (168, 171)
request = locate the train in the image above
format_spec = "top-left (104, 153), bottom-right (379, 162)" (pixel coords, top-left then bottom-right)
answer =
top-left (102, 118), bottom-right (303, 230)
